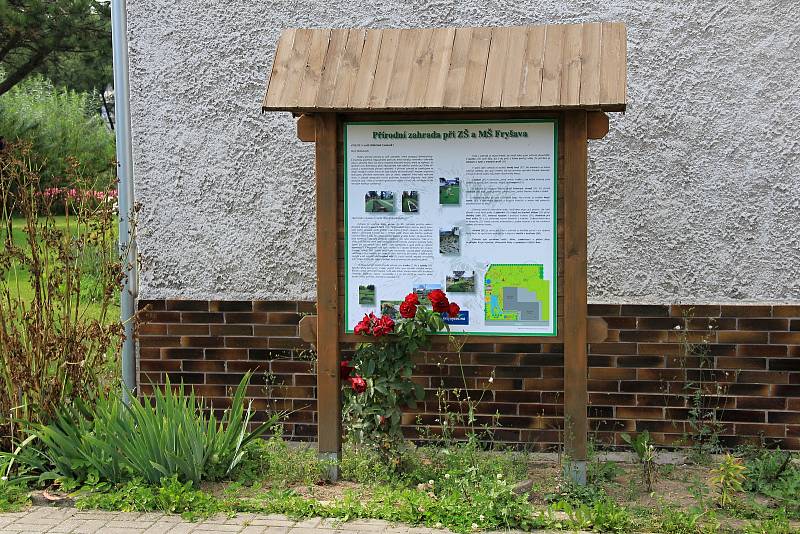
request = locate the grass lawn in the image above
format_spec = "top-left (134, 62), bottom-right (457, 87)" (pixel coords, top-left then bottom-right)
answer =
top-left (439, 184), bottom-right (460, 205)
top-left (358, 286), bottom-right (375, 304)
top-left (2, 216), bottom-right (118, 322)
top-left (446, 278), bottom-right (475, 292)
top-left (365, 198), bottom-right (394, 212)
top-left (402, 195), bottom-right (418, 212)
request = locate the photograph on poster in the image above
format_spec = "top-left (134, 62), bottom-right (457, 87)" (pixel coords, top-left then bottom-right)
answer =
top-left (358, 284), bottom-right (375, 305)
top-left (446, 271), bottom-right (475, 292)
top-left (365, 191), bottom-right (394, 212)
top-left (402, 191), bottom-right (419, 213)
top-left (380, 300), bottom-right (403, 319)
top-left (439, 177), bottom-right (460, 205)
top-left (439, 227), bottom-right (460, 255)
top-left (412, 283), bottom-right (442, 305)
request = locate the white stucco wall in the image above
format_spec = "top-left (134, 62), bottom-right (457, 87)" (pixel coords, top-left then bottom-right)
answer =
top-left (127, 1), bottom-right (800, 304)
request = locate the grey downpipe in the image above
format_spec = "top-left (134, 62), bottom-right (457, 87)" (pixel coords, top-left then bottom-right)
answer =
top-left (111, 0), bottom-right (138, 403)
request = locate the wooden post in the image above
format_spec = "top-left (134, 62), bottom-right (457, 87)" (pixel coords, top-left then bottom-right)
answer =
top-left (563, 110), bottom-right (589, 484)
top-left (314, 113), bottom-right (341, 479)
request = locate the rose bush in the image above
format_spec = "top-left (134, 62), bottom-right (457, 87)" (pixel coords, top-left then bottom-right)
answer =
top-left (342, 290), bottom-right (459, 468)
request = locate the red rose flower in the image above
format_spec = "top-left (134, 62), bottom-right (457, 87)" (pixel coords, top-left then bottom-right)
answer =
top-left (399, 300), bottom-right (417, 319)
top-left (372, 314), bottom-right (395, 337)
top-left (447, 302), bottom-right (460, 318)
top-left (354, 314), bottom-right (371, 335)
top-left (340, 360), bottom-right (353, 380)
top-left (404, 292), bottom-right (420, 306)
top-left (348, 375), bottom-right (367, 394)
top-left (427, 289), bottom-right (450, 313)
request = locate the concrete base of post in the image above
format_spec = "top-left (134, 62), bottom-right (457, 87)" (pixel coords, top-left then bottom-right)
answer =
top-left (319, 451), bottom-right (341, 482)
top-left (565, 460), bottom-right (587, 485)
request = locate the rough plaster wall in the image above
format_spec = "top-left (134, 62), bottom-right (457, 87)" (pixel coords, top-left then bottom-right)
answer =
top-left (127, 1), bottom-right (800, 304)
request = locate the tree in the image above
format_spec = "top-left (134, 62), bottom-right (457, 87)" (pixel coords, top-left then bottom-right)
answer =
top-left (0, 1), bottom-right (111, 97)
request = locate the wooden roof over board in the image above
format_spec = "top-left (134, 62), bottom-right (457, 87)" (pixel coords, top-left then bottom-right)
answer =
top-left (262, 23), bottom-right (626, 113)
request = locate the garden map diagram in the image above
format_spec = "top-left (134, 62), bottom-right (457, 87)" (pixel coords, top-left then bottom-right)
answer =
top-left (484, 264), bottom-right (551, 326)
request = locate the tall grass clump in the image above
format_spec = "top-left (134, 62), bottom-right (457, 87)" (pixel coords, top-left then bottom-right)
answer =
top-left (0, 142), bottom-right (123, 448)
top-left (0, 75), bottom-right (114, 190)
top-left (9, 373), bottom-right (282, 486)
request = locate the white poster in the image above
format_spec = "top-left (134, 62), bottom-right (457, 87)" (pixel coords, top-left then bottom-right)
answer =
top-left (344, 120), bottom-right (557, 336)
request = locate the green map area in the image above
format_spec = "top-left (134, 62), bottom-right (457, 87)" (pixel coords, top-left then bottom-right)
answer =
top-left (484, 264), bottom-right (550, 324)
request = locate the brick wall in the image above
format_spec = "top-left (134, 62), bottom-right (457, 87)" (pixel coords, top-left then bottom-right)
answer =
top-left (137, 300), bottom-right (800, 450)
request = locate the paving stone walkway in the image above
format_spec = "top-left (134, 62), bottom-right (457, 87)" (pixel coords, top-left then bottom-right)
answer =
top-left (0, 506), bottom-right (548, 534)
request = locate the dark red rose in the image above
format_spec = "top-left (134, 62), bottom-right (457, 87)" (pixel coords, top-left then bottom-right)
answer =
top-left (349, 375), bottom-right (367, 394)
top-left (372, 314), bottom-right (395, 337)
top-left (354, 314), bottom-right (371, 335)
top-left (404, 292), bottom-right (420, 306)
top-left (427, 289), bottom-right (450, 313)
top-left (447, 302), bottom-right (461, 318)
top-left (399, 300), bottom-right (417, 319)
top-left (340, 360), bottom-right (353, 380)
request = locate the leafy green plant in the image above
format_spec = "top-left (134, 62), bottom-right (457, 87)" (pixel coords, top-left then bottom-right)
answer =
top-left (0, 142), bottom-right (122, 447)
top-left (77, 476), bottom-right (222, 520)
top-left (0, 477), bottom-right (29, 512)
top-left (0, 76), bottom-right (114, 189)
top-left (343, 290), bottom-right (458, 469)
top-left (621, 430), bottom-right (656, 492)
top-left (710, 454), bottom-right (746, 508)
top-left (9, 373), bottom-right (282, 485)
top-left (658, 506), bottom-right (709, 534)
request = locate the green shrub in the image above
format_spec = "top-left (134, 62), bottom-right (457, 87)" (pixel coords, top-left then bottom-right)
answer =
top-left (10, 373), bottom-right (282, 485)
top-left (0, 76), bottom-right (114, 190)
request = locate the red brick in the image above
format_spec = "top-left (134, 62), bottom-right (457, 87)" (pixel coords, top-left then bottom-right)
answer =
top-left (717, 357), bottom-right (766, 369)
top-left (721, 305), bottom-right (773, 318)
top-left (738, 318), bottom-right (788, 331)
top-left (637, 394), bottom-right (686, 407)
top-left (210, 324), bottom-right (253, 336)
top-left (770, 332), bottom-right (800, 344)
top-left (183, 360), bottom-right (226, 373)
top-left (226, 361), bottom-right (270, 373)
top-left (735, 370), bottom-right (789, 384)
top-left (588, 379), bottom-right (619, 392)
top-left (181, 336), bottom-right (224, 348)
top-left (738, 345), bottom-right (788, 357)
top-left (225, 312), bottom-right (269, 324)
top-left (138, 299), bottom-right (166, 311)
top-left (773, 306), bottom-right (800, 318)
top-left (589, 343), bottom-right (637, 355)
top-left (638, 344), bottom-right (682, 356)
top-left (637, 368), bottom-right (684, 381)
top-left (297, 301), bottom-right (317, 313)
top-left (687, 318), bottom-right (736, 330)
top-left (792, 320), bottom-right (800, 332)
top-left (768, 412), bottom-right (800, 424)
top-left (167, 324), bottom-right (210, 335)
top-left (138, 323), bottom-right (168, 335)
top-left (209, 301), bottom-right (253, 312)
top-left (670, 305), bottom-right (721, 317)
top-left (589, 393), bottom-right (636, 406)
top-left (166, 300), bottom-right (209, 311)
top-left (589, 367), bottom-right (636, 380)
top-left (618, 355), bottom-right (664, 368)
top-left (181, 312), bottom-right (224, 324)
top-left (736, 397), bottom-right (786, 410)
top-left (773, 385), bottom-right (800, 397)
top-left (718, 331), bottom-right (769, 344)
top-left (139, 336), bottom-right (180, 348)
top-left (140, 311), bottom-right (181, 322)
top-left (139, 348), bottom-right (160, 359)
top-left (205, 348), bottom-right (248, 360)
top-left (616, 406), bottom-right (664, 419)
top-left (267, 312), bottom-right (302, 325)
top-left (589, 304), bottom-right (621, 316)
top-left (619, 330), bottom-right (667, 342)
top-left (268, 337), bottom-right (310, 349)
top-left (253, 325), bottom-right (298, 337)
top-left (224, 336), bottom-right (268, 349)
top-left (604, 317), bottom-right (637, 329)
top-left (253, 301), bottom-right (299, 312)
top-left (161, 347), bottom-right (203, 359)
top-left (638, 317), bottom-right (685, 330)
top-left (734, 423), bottom-right (786, 437)
top-left (621, 304), bottom-right (669, 317)
top-left (141, 360), bottom-right (180, 371)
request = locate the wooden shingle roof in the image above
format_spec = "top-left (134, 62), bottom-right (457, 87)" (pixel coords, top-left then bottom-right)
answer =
top-left (262, 23), bottom-right (626, 113)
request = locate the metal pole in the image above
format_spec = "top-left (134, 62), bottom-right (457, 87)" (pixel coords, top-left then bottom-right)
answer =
top-left (111, 0), bottom-right (137, 403)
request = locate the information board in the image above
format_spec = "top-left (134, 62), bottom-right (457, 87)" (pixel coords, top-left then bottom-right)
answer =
top-left (344, 120), bottom-right (557, 336)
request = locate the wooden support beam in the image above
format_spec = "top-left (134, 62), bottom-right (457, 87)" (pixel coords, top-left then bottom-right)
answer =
top-left (297, 114), bottom-right (316, 142)
top-left (587, 111), bottom-right (609, 139)
top-left (299, 314), bottom-right (318, 345)
top-left (314, 113), bottom-right (341, 478)
top-left (563, 110), bottom-right (589, 483)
